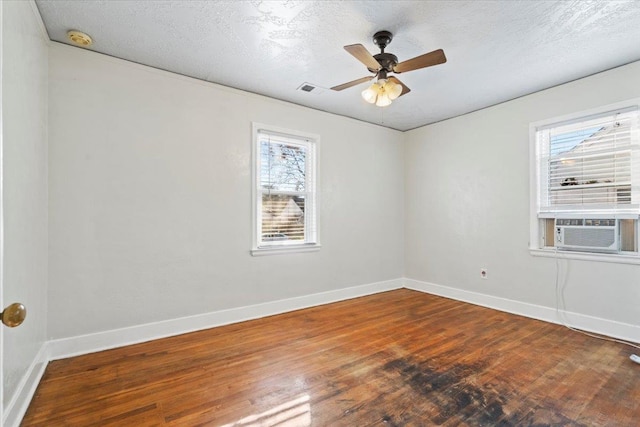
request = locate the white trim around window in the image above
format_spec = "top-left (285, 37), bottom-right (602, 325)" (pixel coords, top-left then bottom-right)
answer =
top-left (251, 123), bottom-right (321, 256)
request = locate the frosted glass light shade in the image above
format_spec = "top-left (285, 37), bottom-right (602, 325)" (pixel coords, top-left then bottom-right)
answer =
top-left (376, 92), bottom-right (392, 107)
top-left (386, 80), bottom-right (403, 100)
top-left (361, 84), bottom-right (379, 104)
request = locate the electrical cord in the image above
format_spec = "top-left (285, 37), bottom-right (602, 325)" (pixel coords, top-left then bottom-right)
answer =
top-left (553, 247), bottom-right (640, 354)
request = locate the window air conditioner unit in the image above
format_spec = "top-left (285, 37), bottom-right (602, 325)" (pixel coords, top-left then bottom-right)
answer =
top-left (555, 218), bottom-right (619, 253)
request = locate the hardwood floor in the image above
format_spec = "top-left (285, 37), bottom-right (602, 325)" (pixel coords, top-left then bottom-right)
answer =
top-left (22, 289), bottom-right (640, 426)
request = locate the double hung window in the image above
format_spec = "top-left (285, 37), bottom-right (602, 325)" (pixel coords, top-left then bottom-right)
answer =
top-left (252, 124), bottom-right (319, 255)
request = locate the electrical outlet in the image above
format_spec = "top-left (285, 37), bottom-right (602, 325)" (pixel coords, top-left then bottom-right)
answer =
top-left (480, 268), bottom-right (488, 279)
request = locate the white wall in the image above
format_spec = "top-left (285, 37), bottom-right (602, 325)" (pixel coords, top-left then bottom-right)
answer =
top-left (1, 0), bottom-right (48, 415)
top-left (47, 44), bottom-right (405, 339)
top-left (405, 61), bottom-right (640, 330)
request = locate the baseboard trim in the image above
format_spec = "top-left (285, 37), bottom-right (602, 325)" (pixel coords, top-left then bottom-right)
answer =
top-left (3, 342), bottom-right (49, 427)
top-left (404, 278), bottom-right (640, 344)
top-left (48, 278), bottom-right (403, 361)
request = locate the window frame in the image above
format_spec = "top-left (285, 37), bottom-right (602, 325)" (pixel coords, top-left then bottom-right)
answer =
top-left (251, 123), bottom-right (320, 256)
top-left (529, 98), bottom-right (640, 264)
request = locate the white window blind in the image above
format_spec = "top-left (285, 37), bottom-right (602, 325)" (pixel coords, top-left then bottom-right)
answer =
top-left (255, 128), bottom-right (317, 248)
top-left (536, 108), bottom-right (640, 216)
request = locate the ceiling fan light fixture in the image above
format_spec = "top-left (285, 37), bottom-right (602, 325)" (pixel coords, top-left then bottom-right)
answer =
top-left (362, 77), bottom-right (400, 106)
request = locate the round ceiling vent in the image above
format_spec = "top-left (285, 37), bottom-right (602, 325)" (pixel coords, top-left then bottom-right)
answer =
top-left (67, 30), bottom-right (93, 47)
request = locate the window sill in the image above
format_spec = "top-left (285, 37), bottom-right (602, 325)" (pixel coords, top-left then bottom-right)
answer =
top-left (251, 244), bottom-right (322, 257)
top-left (529, 248), bottom-right (640, 265)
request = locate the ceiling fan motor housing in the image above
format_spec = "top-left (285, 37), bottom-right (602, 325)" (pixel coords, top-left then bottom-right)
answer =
top-left (370, 31), bottom-right (398, 73)
top-left (371, 53), bottom-right (398, 73)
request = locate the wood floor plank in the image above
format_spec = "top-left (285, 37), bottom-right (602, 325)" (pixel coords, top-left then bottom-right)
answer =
top-left (22, 289), bottom-right (640, 426)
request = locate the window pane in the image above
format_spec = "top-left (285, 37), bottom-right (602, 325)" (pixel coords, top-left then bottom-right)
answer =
top-left (261, 194), bottom-right (305, 243)
top-left (550, 126), bottom-right (603, 156)
top-left (541, 110), bottom-right (639, 210)
top-left (260, 141), bottom-right (306, 192)
top-left (253, 125), bottom-right (317, 252)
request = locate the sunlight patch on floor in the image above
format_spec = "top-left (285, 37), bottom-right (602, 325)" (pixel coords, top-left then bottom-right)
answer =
top-left (221, 394), bottom-right (311, 427)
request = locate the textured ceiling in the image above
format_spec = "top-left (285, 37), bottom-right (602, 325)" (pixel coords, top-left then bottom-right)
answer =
top-left (35, 0), bottom-right (640, 131)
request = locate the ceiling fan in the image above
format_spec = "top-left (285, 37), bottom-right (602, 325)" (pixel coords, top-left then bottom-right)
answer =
top-left (331, 30), bottom-right (447, 107)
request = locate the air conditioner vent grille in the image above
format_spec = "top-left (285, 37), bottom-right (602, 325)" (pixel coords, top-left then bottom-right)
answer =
top-left (555, 217), bottom-right (619, 253)
top-left (563, 228), bottom-right (616, 248)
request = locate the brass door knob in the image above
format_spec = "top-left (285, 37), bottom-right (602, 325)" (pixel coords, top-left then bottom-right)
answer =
top-left (1, 303), bottom-right (26, 328)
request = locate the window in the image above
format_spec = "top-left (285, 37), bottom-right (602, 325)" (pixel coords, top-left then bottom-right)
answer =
top-left (530, 100), bottom-right (640, 261)
top-left (251, 124), bottom-right (319, 255)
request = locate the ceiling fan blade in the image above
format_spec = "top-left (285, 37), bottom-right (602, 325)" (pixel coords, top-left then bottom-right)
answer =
top-left (344, 44), bottom-right (381, 71)
top-left (331, 76), bottom-right (374, 91)
top-left (388, 76), bottom-right (411, 97)
top-left (393, 49), bottom-right (446, 73)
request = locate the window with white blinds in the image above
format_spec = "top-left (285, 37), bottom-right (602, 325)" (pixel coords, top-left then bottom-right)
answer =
top-left (252, 125), bottom-right (318, 253)
top-left (536, 107), bottom-right (640, 215)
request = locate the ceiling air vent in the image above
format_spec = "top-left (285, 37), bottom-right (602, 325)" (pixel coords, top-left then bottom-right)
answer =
top-left (297, 83), bottom-right (325, 94)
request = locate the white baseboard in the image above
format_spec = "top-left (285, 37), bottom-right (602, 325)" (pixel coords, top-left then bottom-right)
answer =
top-left (48, 278), bottom-right (403, 361)
top-left (3, 342), bottom-right (49, 427)
top-left (404, 278), bottom-right (640, 344)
